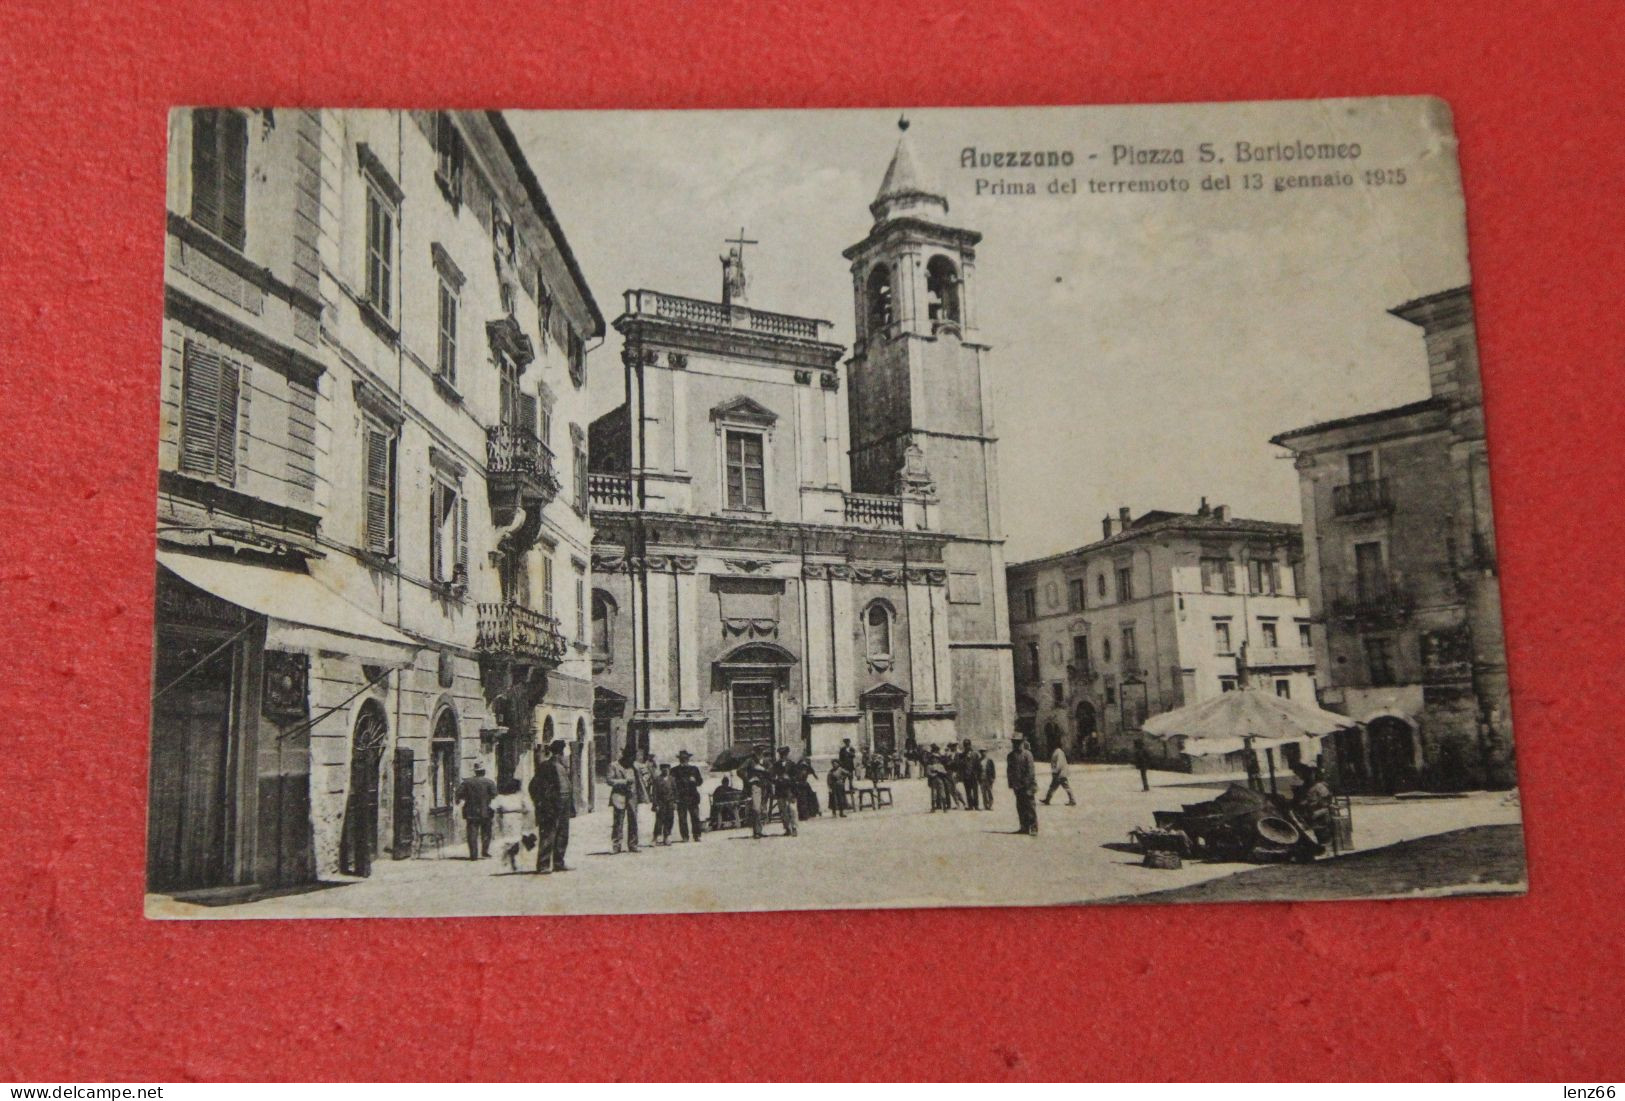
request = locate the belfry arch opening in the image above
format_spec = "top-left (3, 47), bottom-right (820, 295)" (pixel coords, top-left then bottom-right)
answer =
top-left (866, 264), bottom-right (895, 333)
top-left (925, 255), bottom-right (961, 325)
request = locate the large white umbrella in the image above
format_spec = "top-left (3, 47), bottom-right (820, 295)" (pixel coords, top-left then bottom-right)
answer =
top-left (1141, 687), bottom-right (1358, 757)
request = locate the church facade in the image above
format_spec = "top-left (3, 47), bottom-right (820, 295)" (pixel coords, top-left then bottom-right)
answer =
top-left (586, 130), bottom-right (1015, 767)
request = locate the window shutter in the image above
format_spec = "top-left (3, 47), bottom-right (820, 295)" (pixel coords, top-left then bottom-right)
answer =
top-left (190, 112), bottom-right (221, 235)
top-left (456, 494), bottom-right (469, 580)
top-left (179, 343), bottom-right (222, 477)
top-left (215, 357), bottom-right (239, 484)
top-left (517, 392), bottom-right (538, 438)
top-left (429, 485), bottom-right (442, 583)
top-left (220, 110), bottom-right (248, 249)
top-left (364, 427), bottom-right (392, 554)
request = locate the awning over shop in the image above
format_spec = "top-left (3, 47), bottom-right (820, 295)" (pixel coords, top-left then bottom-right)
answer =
top-left (1141, 687), bottom-right (1359, 758)
top-left (158, 550), bottom-right (421, 667)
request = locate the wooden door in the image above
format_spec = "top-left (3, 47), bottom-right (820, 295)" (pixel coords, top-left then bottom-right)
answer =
top-left (340, 704), bottom-right (387, 877)
top-left (148, 633), bottom-right (235, 892)
top-left (872, 709), bottom-right (897, 755)
top-left (730, 681), bottom-right (776, 750)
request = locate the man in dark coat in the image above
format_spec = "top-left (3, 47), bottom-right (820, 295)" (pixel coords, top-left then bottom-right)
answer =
top-left (455, 762), bottom-right (498, 860)
top-left (978, 748), bottom-right (996, 810)
top-left (527, 745), bottom-right (558, 873)
top-left (546, 739), bottom-right (574, 870)
top-left (958, 739), bottom-right (981, 810)
top-left (671, 749), bottom-right (705, 842)
top-left (772, 746), bottom-right (800, 837)
top-left (651, 763), bottom-right (677, 845)
top-left (1007, 734), bottom-right (1038, 835)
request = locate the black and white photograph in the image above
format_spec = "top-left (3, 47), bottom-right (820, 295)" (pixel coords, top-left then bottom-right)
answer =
top-left (146, 98), bottom-right (1522, 919)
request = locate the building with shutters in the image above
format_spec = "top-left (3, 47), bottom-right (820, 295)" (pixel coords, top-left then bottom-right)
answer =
top-left (151, 108), bottom-right (601, 896)
top-left (586, 125), bottom-right (1015, 768)
top-left (1271, 286), bottom-right (1512, 793)
top-left (1006, 502), bottom-right (1316, 765)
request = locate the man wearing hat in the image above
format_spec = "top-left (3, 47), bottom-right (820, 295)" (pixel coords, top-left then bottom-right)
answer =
top-left (1007, 733), bottom-right (1039, 835)
top-left (671, 749), bottom-right (705, 842)
top-left (772, 745), bottom-right (800, 837)
top-left (454, 761), bottom-right (499, 860)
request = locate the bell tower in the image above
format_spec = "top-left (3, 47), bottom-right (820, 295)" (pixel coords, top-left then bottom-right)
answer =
top-left (843, 120), bottom-right (1015, 745)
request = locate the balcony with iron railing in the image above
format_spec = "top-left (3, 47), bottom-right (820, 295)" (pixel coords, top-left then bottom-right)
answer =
top-left (843, 492), bottom-right (903, 528)
top-left (476, 603), bottom-right (567, 667)
top-left (1330, 575), bottom-right (1415, 625)
top-left (622, 289), bottom-right (831, 343)
top-left (1331, 478), bottom-right (1394, 517)
top-left (1241, 645), bottom-right (1317, 669)
top-left (588, 472), bottom-right (634, 510)
top-left (486, 424), bottom-right (560, 528)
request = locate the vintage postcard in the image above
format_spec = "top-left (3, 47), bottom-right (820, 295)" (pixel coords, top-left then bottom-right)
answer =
top-left (147, 97), bottom-right (1522, 919)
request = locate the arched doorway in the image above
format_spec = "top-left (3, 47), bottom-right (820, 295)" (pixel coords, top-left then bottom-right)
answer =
top-left (1075, 701), bottom-right (1100, 759)
top-left (340, 700), bottom-right (389, 877)
top-left (1368, 715), bottom-right (1418, 794)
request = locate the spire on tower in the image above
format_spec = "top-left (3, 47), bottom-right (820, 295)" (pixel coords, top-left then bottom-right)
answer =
top-left (870, 120), bottom-right (948, 224)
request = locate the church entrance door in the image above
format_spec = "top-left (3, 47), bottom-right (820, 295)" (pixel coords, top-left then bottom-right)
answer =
top-left (729, 680), bottom-right (776, 751)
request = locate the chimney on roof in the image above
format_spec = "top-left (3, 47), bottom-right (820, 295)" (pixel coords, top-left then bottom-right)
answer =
top-left (1198, 496), bottom-right (1211, 517)
top-left (1119, 507), bottom-right (1132, 529)
top-left (1102, 514), bottom-right (1115, 539)
top-left (1214, 504), bottom-right (1231, 522)
top-left (1104, 506), bottom-right (1132, 538)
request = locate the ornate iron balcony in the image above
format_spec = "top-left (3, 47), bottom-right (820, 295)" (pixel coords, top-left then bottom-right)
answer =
top-left (476, 602), bottom-right (566, 667)
top-left (1331, 478), bottom-right (1394, 517)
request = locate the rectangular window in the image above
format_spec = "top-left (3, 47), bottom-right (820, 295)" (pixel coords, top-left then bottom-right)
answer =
top-left (362, 421), bottom-right (396, 556)
top-left (1021, 588), bottom-right (1037, 620)
top-left (434, 112), bottom-right (464, 207)
top-left (1121, 625), bottom-right (1138, 664)
top-left (436, 277), bottom-right (458, 384)
top-left (1072, 635), bottom-right (1090, 674)
top-left (575, 571), bottom-right (586, 641)
top-left (568, 328), bottom-right (586, 384)
top-left (725, 430), bottom-right (766, 510)
top-left (1365, 636), bottom-right (1396, 686)
top-left (1051, 682), bottom-right (1064, 707)
top-left (1025, 641), bottom-right (1040, 679)
top-left (1200, 556), bottom-right (1230, 593)
top-left (1068, 578), bottom-right (1085, 611)
top-left (1213, 619), bottom-right (1233, 655)
top-left (429, 481), bottom-right (467, 587)
top-left (1103, 675), bottom-right (1116, 705)
top-left (1298, 621), bottom-right (1313, 648)
top-left (190, 109), bottom-right (248, 249)
top-left (493, 203), bottom-right (515, 261)
top-left (364, 182), bottom-right (394, 319)
top-left (1275, 679), bottom-right (1291, 699)
top-left (1116, 565), bottom-right (1134, 602)
top-left (1249, 558), bottom-right (1278, 595)
top-left (178, 342), bottom-right (241, 485)
top-left (1347, 450), bottom-right (1375, 484)
top-left (1354, 541), bottom-right (1386, 600)
top-left (1219, 676), bottom-right (1238, 693)
top-left (1260, 620), bottom-right (1278, 648)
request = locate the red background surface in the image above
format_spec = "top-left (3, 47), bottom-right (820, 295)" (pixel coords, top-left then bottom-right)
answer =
top-left (2, 0), bottom-right (1623, 1082)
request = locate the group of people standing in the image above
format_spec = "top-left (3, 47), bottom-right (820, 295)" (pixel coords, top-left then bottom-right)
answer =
top-left (917, 740), bottom-right (997, 812)
top-left (605, 746), bottom-right (706, 854)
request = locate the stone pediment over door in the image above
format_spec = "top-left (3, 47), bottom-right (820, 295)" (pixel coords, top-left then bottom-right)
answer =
top-left (709, 395), bottom-right (778, 428)
top-left (860, 682), bottom-right (908, 710)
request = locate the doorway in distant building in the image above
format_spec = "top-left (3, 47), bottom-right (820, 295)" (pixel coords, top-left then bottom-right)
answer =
top-left (340, 700), bottom-right (388, 877)
top-left (729, 680), bottom-right (776, 750)
top-left (1368, 715), bottom-right (1418, 794)
top-left (1043, 720), bottom-right (1062, 759)
top-left (1075, 701), bottom-right (1100, 758)
top-left (860, 683), bottom-right (907, 756)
